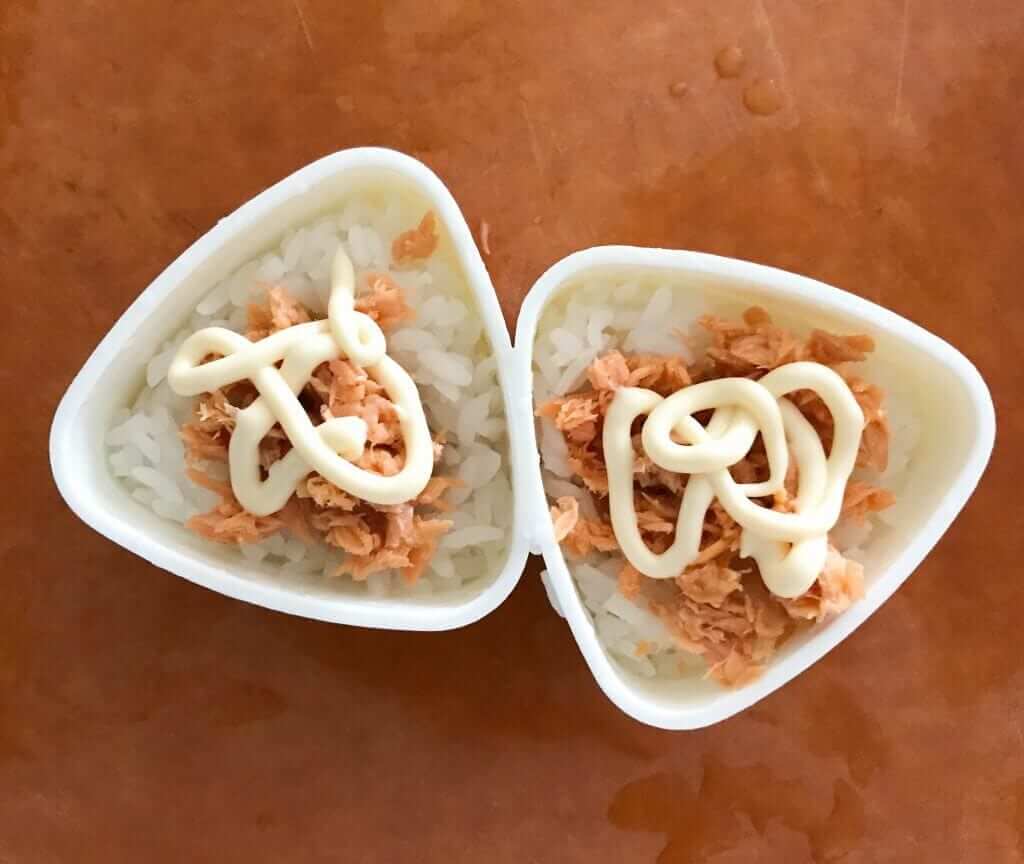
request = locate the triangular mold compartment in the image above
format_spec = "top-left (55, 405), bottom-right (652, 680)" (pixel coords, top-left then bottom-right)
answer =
top-left (513, 245), bottom-right (994, 730)
top-left (51, 149), bottom-right (530, 631)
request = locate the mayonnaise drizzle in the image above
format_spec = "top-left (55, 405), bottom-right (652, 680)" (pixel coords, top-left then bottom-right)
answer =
top-left (167, 248), bottom-right (433, 516)
top-left (604, 362), bottom-right (864, 598)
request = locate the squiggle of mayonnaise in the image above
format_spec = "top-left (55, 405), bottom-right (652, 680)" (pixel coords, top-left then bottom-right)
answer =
top-left (604, 362), bottom-right (864, 598)
top-left (168, 248), bottom-right (433, 516)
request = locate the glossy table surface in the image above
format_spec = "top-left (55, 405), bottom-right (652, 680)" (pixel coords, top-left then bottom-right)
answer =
top-left (2, 1), bottom-right (1022, 861)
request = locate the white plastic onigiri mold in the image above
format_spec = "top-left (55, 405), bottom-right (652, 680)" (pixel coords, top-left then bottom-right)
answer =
top-left (50, 148), bottom-right (530, 631)
top-left (51, 149), bottom-right (994, 728)
top-left (514, 246), bottom-right (994, 729)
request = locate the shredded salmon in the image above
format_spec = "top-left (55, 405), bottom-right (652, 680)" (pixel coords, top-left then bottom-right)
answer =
top-left (357, 447), bottom-right (404, 476)
top-left (355, 273), bottom-right (415, 331)
top-left (652, 576), bottom-right (790, 686)
top-left (698, 307), bottom-right (803, 375)
top-left (587, 351), bottom-right (631, 391)
top-left (318, 512), bottom-right (378, 557)
top-left (562, 516), bottom-right (620, 557)
top-left (180, 423), bottom-right (228, 463)
top-left (258, 427), bottom-right (291, 470)
top-left (636, 503), bottom-right (676, 536)
top-left (623, 353), bottom-right (691, 394)
top-left (537, 393), bottom-right (602, 445)
top-left (337, 515), bottom-right (453, 583)
top-left (845, 375), bottom-right (890, 472)
top-left (247, 285), bottom-right (312, 341)
top-left (806, 329), bottom-right (875, 364)
top-left (299, 475), bottom-right (359, 511)
top-left (184, 467), bottom-right (282, 545)
top-left (566, 440), bottom-right (609, 495)
top-left (780, 546), bottom-right (865, 622)
top-left (275, 494), bottom-right (315, 544)
top-left (842, 481), bottom-right (896, 522)
top-left (790, 373), bottom-right (891, 472)
top-left (391, 211), bottom-right (438, 264)
top-left (546, 306), bottom-right (895, 686)
top-left (185, 466), bottom-right (233, 499)
top-left (676, 561), bottom-right (743, 607)
top-left (416, 476), bottom-right (463, 511)
top-left (550, 496), bottom-right (580, 542)
top-left (397, 517), bottom-right (452, 584)
top-left (179, 386), bottom-right (263, 465)
top-left (195, 389), bottom-right (238, 429)
top-left (181, 259), bottom-right (457, 582)
top-left (311, 358), bottom-right (402, 448)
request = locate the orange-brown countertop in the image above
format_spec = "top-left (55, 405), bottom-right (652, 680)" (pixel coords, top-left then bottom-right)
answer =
top-left (2, 1), bottom-right (1021, 860)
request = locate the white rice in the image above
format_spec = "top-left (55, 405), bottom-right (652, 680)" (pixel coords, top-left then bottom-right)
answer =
top-left (534, 276), bottom-right (920, 680)
top-left (107, 193), bottom-right (511, 597)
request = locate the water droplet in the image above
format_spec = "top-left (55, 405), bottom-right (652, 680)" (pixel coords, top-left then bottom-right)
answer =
top-left (743, 78), bottom-right (783, 116)
top-left (668, 81), bottom-right (689, 98)
top-left (714, 45), bottom-right (745, 78)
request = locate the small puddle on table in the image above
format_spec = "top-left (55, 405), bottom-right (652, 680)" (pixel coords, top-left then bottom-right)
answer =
top-left (608, 758), bottom-right (865, 863)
